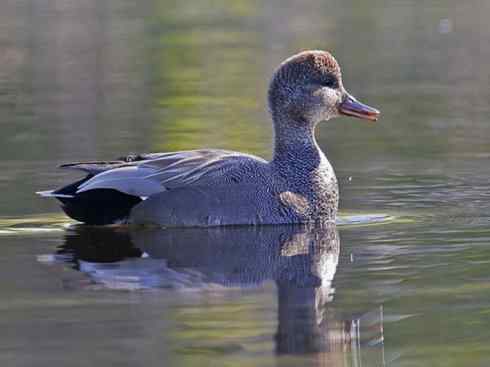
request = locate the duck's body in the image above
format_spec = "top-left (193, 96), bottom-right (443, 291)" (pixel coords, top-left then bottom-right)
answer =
top-left (38, 50), bottom-right (379, 227)
top-left (40, 146), bottom-right (337, 226)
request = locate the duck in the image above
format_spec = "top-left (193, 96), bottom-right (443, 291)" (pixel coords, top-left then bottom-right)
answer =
top-left (37, 50), bottom-right (379, 227)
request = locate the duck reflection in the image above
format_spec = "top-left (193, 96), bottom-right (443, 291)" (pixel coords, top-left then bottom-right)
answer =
top-left (56, 224), bottom-right (384, 362)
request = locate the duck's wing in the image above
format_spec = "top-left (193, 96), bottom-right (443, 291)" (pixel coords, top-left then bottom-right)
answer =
top-left (37, 149), bottom-right (267, 224)
top-left (55, 150), bottom-right (195, 175)
top-left (58, 160), bottom-right (130, 175)
top-left (60, 149), bottom-right (266, 198)
top-left (138, 149), bottom-right (266, 189)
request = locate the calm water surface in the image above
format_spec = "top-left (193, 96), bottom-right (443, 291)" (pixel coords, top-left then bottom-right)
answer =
top-left (1, 0), bottom-right (490, 366)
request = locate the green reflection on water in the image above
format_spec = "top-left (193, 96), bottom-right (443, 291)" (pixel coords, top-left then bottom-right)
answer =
top-left (2, 0), bottom-right (490, 366)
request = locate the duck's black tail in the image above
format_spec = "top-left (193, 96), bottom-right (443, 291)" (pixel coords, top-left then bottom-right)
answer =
top-left (37, 175), bottom-right (142, 225)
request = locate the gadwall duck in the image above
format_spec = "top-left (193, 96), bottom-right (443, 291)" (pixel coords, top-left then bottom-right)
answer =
top-left (37, 50), bottom-right (379, 226)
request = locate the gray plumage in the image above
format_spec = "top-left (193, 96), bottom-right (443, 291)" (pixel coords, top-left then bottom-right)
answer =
top-left (37, 50), bottom-right (379, 226)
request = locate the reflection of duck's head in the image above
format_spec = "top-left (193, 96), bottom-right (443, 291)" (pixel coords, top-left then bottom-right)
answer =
top-left (269, 50), bottom-right (379, 129)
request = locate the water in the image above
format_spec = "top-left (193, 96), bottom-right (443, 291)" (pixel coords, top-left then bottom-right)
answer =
top-left (2, 0), bottom-right (490, 365)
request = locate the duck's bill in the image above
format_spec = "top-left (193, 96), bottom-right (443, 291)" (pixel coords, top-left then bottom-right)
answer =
top-left (339, 95), bottom-right (380, 121)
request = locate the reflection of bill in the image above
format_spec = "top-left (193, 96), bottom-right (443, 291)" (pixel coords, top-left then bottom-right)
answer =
top-left (39, 223), bottom-right (385, 364)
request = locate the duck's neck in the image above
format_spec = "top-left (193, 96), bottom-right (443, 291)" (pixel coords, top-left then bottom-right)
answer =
top-left (272, 114), bottom-right (324, 170)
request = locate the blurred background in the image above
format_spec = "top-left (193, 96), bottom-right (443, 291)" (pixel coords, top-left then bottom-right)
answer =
top-left (2, 2), bottom-right (490, 367)
top-left (2, 0), bottom-right (490, 216)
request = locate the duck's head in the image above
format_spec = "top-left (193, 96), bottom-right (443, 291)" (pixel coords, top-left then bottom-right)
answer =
top-left (268, 50), bottom-right (380, 126)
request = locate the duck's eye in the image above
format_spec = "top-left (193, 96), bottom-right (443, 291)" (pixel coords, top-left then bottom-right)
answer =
top-left (321, 75), bottom-right (338, 89)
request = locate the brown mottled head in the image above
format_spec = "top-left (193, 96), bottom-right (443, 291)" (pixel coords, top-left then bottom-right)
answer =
top-left (268, 50), bottom-right (379, 125)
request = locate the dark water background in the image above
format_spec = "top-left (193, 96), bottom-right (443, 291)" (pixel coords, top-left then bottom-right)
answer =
top-left (2, 0), bottom-right (490, 366)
